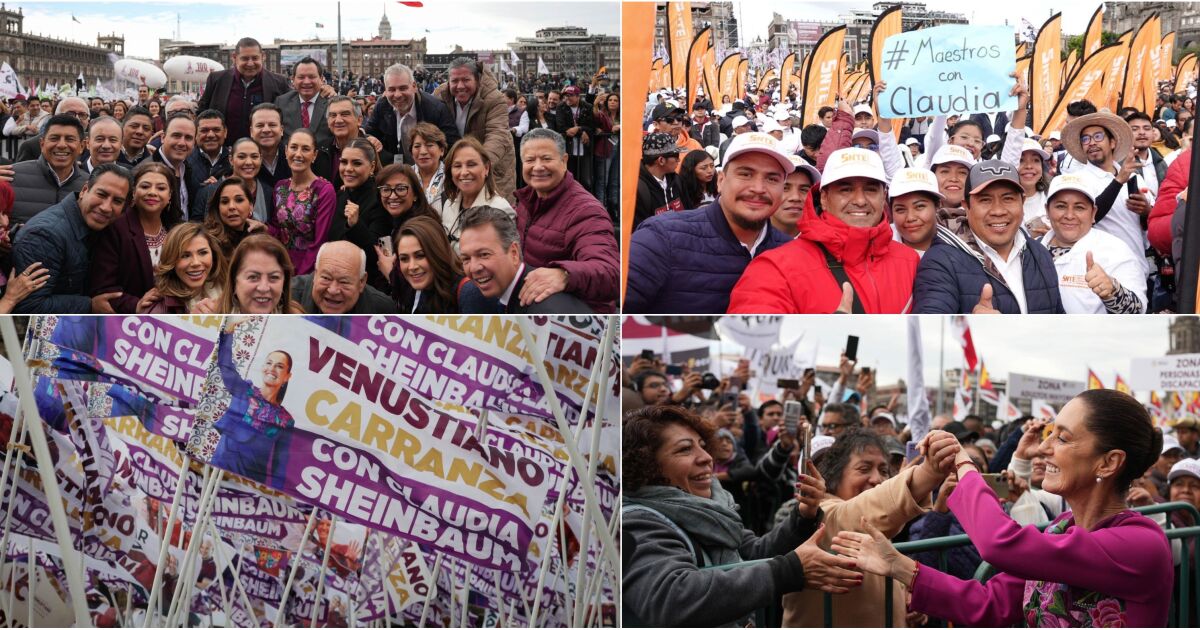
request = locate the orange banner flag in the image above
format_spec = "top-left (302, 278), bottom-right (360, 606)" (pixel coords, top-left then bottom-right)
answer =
top-left (1160, 31), bottom-right (1177, 82)
top-left (667, 2), bottom-right (694, 91)
top-left (1041, 43), bottom-right (1124, 136)
top-left (1104, 30), bottom-right (1133, 112)
top-left (1122, 16), bottom-right (1158, 112)
top-left (1063, 48), bottom-right (1079, 89)
top-left (869, 5), bottom-right (902, 88)
top-left (685, 27), bottom-right (712, 113)
top-left (801, 26), bottom-right (847, 126)
top-left (620, 1), bottom-right (656, 303)
top-left (718, 53), bottom-right (741, 105)
top-left (702, 46), bottom-right (719, 110)
top-left (1031, 13), bottom-right (1063, 137)
top-left (779, 53), bottom-right (797, 104)
top-left (757, 69), bottom-right (777, 93)
top-left (1176, 53), bottom-right (1198, 94)
top-left (1084, 4), bottom-right (1105, 58)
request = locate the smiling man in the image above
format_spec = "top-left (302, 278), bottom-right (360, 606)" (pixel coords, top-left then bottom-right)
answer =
top-left (290, 241), bottom-right (395, 314)
top-left (82, 117), bottom-right (122, 172)
top-left (153, 113), bottom-right (198, 212)
top-left (729, 147), bottom-right (919, 313)
top-left (365, 63), bottom-right (458, 166)
top-left (914, 160), bottom-right (1064, 313)
top-left (198, 37), bottom-right (291, 146)
top-left (275, 56), bottom-right (333, 147)
top-left (626, 132), bottom-right (794, 313)
top-left (11, 114), bottom-right (87, 224)
top-left (433, 57), bottom-right (516, 201)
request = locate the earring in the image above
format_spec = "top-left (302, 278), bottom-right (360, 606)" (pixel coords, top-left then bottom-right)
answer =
top-left (1096, 476), bottom-right (1103, 484)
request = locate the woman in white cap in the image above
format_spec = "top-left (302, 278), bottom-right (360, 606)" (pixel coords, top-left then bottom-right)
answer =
top-left (1016, 138), bottom-right (1052, 238)
top-left (1041, 174), bottom-right (1147, 314)
top-left (928, 144), bottom-right (975, 237)
top-left (889, 167), bottom-right (943, 255)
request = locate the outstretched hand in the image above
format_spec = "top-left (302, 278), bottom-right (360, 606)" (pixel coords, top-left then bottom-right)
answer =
top-left (794, 524), bottom-right (864, 594)
top-left (831, 517), bottom-right (912, 581)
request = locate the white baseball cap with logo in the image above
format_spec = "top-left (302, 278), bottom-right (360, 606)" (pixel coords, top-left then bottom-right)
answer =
top-left (788, 154), bottom-right (822, 186)
top-left (1168, 457), bottom-right (1200, 483)
top-left (851, 128), bottom-right (881, 145)
top-left (820, 147), bottom-right (888, 189)
top-left (721, 132), bottom-right (796, 174)
top-left (762, 118), bottom-right (784, 133)
top-left (1046, 173), bottom-right (1097, 204)
top-left (731, 115), bottom-right (751, 129)
top-left (853, 103), bottom-right (874, 117)
top-left (1020, 138), bottom-right (1051, 161)
top-left (930, 144), bottom-right (977, 169)
top-left (889, 167), bottom-right (945, 201)
top-left (774, 109), bottom-right (793, 122)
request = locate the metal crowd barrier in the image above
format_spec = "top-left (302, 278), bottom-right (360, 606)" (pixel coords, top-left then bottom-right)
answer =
top-left (695, 501), bottom-right (1200, 628)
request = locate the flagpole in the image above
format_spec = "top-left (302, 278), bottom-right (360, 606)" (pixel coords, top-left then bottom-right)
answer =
top-left (936, 317), bottom-right (945, 417)
top-left (337, 2), bottom-right (344, 88)
top-left (0, 318), bottom-right (90, 626)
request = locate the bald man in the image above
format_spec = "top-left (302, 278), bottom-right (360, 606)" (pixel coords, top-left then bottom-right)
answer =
top-left (290, 241), bottom-right (396, 314)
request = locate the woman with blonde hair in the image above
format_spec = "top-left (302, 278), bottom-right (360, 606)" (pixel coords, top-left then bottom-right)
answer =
top-left (137, 222), bottom-right (227, 314)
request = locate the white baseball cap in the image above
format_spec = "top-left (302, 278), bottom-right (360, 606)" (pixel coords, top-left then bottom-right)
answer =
top-left (788, 154), bottom-right (822, 186)
top-left (810, 435), bottom-right (836, 457)
top-left (889, 167), bottom-right (945, 201)
top-left (1163, 434), bottom-right (1185, 456)
top-left (904, 137), bottom-right (921, 146)
top-left (1168, 457), bottom-right (1200, 483)
top-left (762, 118), bottom-right (784, 133)
top-left (1046, 173), bottom-right (1097, 204)
top-left (820, 147), bottom-right (887, 189)
top-left (721, 131), bottom-right (796, 174)
top-left (851, 128), bottom-right (881, 145)
top-left (1167, 119), bottom-right (1178, 129)
top-left (774, 109), bottom-right (793, 122)
top-left (930, 144), bottom-right (977, 169)
top-left (1020, 138), bottom-right (1051, 161)
top-left (731, 115), bottom-right (751, 129)
top-left (986, 133), bottom-right (1002, 144)
top-left (853, 103), bottom-right (874, 117)
top-left (1048, 130), bottom-right (1062, 140)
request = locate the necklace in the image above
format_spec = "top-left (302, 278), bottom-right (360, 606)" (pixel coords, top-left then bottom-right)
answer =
top-left (144, 227), bottom-right (167, 249)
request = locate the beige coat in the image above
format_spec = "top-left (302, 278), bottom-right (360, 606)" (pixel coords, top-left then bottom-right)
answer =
top-left (434, 71), bottom-right (517, 204)
top-left (783, 465), bottom-right (931, 627)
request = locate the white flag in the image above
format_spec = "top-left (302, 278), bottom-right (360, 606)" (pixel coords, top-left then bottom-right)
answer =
top-left (953, 387), bottom-right (971, 421)
top-left (510, 49), bottom-right (520, 67)
top-left (1031, 398), bottom-right (1057, 420)
top-left (499, 58), bottom-right (512, 76)
top-left (907, 318), bottom-right (931, 443)
top-left (537, 55), bottom-right (549, 75)
top-left (717, 316), bottom-right (782, 351)
top-left (0, 63), bottom-right (20, 99)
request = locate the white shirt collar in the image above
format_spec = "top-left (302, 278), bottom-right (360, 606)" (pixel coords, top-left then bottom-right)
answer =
top-left (498, 263), bottom-right (526, 307)
top-left (739, 224), bottom-right (770, 257)
top-left (974, 228), bottom-right (1026, 264)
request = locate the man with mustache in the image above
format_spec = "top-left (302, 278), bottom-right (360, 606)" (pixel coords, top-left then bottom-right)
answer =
top-left (625, 132), bottom-right (794, 313)
top-left (729, 147), bottom-right (919, 313)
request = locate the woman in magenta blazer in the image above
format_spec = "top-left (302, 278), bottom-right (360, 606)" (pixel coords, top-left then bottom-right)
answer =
top-left (89, 161), bottom-right (184, 313)
top-left (833, 389), bottom-right (1172, 627)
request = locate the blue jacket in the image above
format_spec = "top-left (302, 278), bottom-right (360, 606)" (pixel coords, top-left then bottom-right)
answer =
top-left (12, 194), bottom-right (96, 313)
top-left (625, 201), bottom-right (791, 313)
top-left (913, 226), bottom-right (1065, 314)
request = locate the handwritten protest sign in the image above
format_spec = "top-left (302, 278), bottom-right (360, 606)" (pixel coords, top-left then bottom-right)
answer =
top-left (877, 25), bottom-right (1017, 118)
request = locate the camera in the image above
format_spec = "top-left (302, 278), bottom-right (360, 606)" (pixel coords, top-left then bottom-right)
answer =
top-left (700, 372), bottom-right (721, 390)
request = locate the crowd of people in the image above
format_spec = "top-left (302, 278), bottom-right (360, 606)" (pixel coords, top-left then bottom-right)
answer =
top-left (627, 75), bottom-right (1197, 314)
top-left (0, 36), bottom-right (620, 314)
top-left (622, 351), bottom-right (1197, 627)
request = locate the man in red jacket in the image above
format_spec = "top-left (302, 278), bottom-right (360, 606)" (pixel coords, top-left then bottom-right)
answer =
top-left (1148, 147), bottom-right (1190, 256)
top-left (727, 147), bottom-right (920, 313)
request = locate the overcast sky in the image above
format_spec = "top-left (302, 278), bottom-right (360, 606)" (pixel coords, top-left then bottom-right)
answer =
top-left (19, 1), bottom-right (618, 60)
top-left (735, 0), bottom-right (1119, 44)
top-left (670, 316), bottom-right (1173, 391)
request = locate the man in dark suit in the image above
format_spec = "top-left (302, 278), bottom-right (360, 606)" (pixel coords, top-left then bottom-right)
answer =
top-left (187, 110), bottom-right (229, 189)
top-left (152, 114), bottom-right (201, 219)
top-left (274, 56), bottom-right (334, 147)
top-left (198, 37), bottom-right (291, 147)
top-left (364, 63), bottom-right (458, 166)
top-left (970, 111), bottom-right (1010, 139)
top-left (457, 205), bottom-right (592, 314)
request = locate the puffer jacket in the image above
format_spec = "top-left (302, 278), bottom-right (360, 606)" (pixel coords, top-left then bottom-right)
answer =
top-left (625, 201), bottom-right (791, 314)
top-left (433, 70), bottom-right (517, 203)
top-left (11, 157), bottom-right (86, 225)
top-left (728, 193), bottom-right (919, 313)
top-left (1149, 148), bottom-right (1189, 255)
top-left (913, 226), bottom-right (1065, 314)
top-left (513, 170), bottom-right (618, 313)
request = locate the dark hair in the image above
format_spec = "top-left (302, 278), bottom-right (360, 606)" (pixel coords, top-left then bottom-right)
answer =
top-left (197, 109), bottom-right (226, 126)
top-left (758, 399), bottom-right (783, 418)
top-left (203, 176), bottom-right (255, 257)
top-left (1067, 100), bottom-right (1098, 117)
top-left (623, 405), bottom-right (715, 493)
top-left (677, 149), bottom-right (717, 210)
top-left (1116, 107), bottom-right (1140, 120)
top-left (340, 137), bottom-right (383, 180)
top-left (822, 402), bottom-right (861, 426)
top-left (164, 111), bottom-right (196, 133)
top-left (634, 370), bottom-right (667, 392)
top-left (948, 119), bottom-right (984, 139)
top-left (1078, 389), bottom-right (1163, 492)
top-left (460, 205), bottom-right (519, 252)
top-left (250, 102), bottom-right (282, 120)
top-left (801, 124), bottom-right (827, 150)
top-left (265, 350), bottom-right (293, 403)
top-left (504, 88), bottom-right (518, 102)
top-left (818, 427), bottom-right (889, 496)
top-left (448, 57), bottom-right (482, 81)
top-left (131, 161), bottom-right (183, 229)
top-left (124, 105), bottom-right (152, 125)
top-left (43, 114), bottom-right (85, 139)
top-left (393, 215), bottom-right (462, 313)
top-left (817, 106), bottom-right (835, 119)
top-left (293, 56), bottom-right (324, 77)
top-left (375, 163), bottom-right (439, 226)
top-left (1124, 111), bottom-right (1153, 125)
top-left (87, 162), bottom-right (134, 192)
top-left (235, 37), bottom-right (262, 54)
top-left (408, 121), bottom-right (448, 154)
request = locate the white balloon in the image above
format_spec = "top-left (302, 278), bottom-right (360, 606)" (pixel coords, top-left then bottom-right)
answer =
top-left (113, 58), bottom-right (167, 90)
top-left (163, 56), bottom-right (224, 82)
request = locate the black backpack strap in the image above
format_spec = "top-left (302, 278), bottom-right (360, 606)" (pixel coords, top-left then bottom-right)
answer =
top-left (816, 243), bottom-right (865, 314)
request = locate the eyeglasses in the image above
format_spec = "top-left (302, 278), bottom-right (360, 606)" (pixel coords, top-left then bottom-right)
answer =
top-left (64, 111), bottom-right (89, 121)
top-left (379, 185), bottom-right (410, 197)
top-left (820, 422), bottom-right (848, 431)
top-left (1079, 131), bottom-right (1109, 145)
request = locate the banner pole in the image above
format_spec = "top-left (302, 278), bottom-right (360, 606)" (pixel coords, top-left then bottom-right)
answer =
top-left (309, 515), bottom-right (338, 628)
top-left (210, 545), bottom-right (231, 629)
top-left (529, 471), bottom-right (568, 625)
top-left (416, 551), bottom-right (444, 629)
top-left (274, 506), bottom-right (320, 627)
top-left (166, 467), bottom-right (222, 626)
top-left (572, 320), bottom-right (616, 627)
top-left (458, 561), bottom-right (470, 629)
top-left (516, 320), bottom-right (620, 572)
top-left (24, 545), bottom-right (32, 628)
top-left (582, 504), bottom-right (621, 628)
top-left (208, 520), bottom-right (257, 628)
top-left (0, 317), bottom-right (90, 626)
top-left (142, 454), bottom-right (195, 627)
top-left (0, 416), bottom-right (32, 622)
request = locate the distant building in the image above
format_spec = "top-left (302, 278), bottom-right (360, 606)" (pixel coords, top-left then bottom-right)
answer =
top-left (0, 4), bottom-right (124, 94)
top-left (507, 26), bottom-right (620, 81)
top-left (1170, 317), bottom-right (1200, 355)
top-left (655, 2), bottom-right (739, 56)
top-left (840, 2), bottom-right (968, 65)
top-left (1106, 2), bottom-right (1200, 53)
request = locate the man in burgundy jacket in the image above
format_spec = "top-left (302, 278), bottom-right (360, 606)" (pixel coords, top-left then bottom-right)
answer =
top-left (198, 37), bottom-right (291, 147)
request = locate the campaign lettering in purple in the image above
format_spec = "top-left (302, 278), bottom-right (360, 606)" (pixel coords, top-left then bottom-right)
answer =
top-left (106, 317), bottom-right (216, 402)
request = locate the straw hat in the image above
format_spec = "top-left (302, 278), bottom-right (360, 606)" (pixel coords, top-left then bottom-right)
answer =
top-left (1061, 111), bottom-right (1134, 164)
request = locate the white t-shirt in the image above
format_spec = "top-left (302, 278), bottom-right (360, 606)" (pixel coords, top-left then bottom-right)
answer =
top-left (1041, 227), bottom-right (1147, 314)
top-left (1072, 164), bottom-right (1151, 276)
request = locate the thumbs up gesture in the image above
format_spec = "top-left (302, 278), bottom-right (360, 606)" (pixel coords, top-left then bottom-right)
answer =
top-left (1085, 251), bottom-right (1115, 300)
top-left (834, 282), bottom-right (855, 314)
top-left (344, 200), bottom-right (360, 227)
top-left (972, 283), bottom-right (1000, 314)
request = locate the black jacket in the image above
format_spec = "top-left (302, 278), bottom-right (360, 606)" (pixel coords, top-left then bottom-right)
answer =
top-left (634, 165), bottom-right (683, 231)
top-left (364, 92), bottom-right (459, 166)
top-left (329, 180), bottom-right (392, 290)
top-left (504, 266), bottom-right (593, 314)
top-left (690, 121), bottom-right (721, 149)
